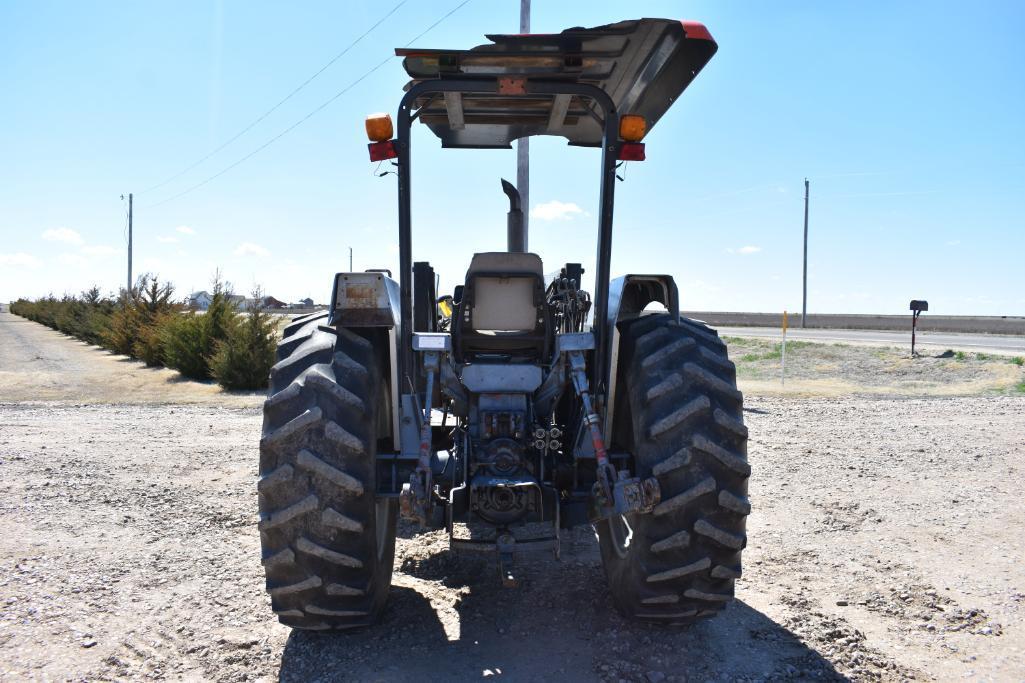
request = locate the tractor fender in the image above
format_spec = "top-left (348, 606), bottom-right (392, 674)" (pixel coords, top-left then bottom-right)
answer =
top-left (328, 271), bottom-right (401, 329)
top-left (602, 274), bottom-right (680, 438)
top-left (328, 271), bottom-right (402, 449)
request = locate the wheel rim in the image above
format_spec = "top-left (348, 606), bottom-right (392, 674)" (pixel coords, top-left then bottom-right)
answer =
top-left (609, 514), bottom-right (635, 559)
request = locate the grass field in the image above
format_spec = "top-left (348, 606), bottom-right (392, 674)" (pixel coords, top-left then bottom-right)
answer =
top-left (269, 315), bottom-right (1023, 398)
top-left (724, 336), bottom-right (1025, 397)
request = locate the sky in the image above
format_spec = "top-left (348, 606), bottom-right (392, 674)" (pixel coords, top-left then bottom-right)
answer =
top-left (2, 0), bottom-right (1023, 315)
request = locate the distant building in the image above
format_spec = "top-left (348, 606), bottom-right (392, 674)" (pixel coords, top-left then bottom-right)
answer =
top-left (194, 292), bottom-right (286, 310)
top-left (300, 297), bottom-right (314, 307)
top-left (262, 296), bottom-right (287, 309)
top-left (189, 290), bottom-right (250, 310)
top-left (189, 291), bottom-right (212, 310)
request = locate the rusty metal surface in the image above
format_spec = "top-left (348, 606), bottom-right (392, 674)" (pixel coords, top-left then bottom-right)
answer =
top-left (328, 271), bottom-right (400, 328)
top-left (344, 283), bottom-right (378, 308)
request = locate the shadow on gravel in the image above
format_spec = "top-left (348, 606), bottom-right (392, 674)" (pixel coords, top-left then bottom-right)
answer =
top-left (278, 585), bottom-right (450, 682)
top-left (276, 567), bottom-right (846, 682)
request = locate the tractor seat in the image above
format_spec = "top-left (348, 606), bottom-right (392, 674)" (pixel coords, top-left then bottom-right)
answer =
top-left (453, 252), bottom-right (549, 361)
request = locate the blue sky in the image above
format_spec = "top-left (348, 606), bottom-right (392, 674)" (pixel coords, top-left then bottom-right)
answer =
top-left (2, 1), bottom-right (1023, 315)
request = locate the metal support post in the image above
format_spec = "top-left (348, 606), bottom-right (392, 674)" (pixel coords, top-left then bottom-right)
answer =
top-left (802, 179), bottom-right (809, 328)
top-left (912, 310), bottom-right (919, 355)
top-left (516, 0), bottom-right (530, 250)
top-left (127, 193), bottom-right (133, 292)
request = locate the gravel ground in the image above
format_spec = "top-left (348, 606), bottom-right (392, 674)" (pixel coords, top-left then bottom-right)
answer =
top-left (2, 311), bottom-right (1024, 681)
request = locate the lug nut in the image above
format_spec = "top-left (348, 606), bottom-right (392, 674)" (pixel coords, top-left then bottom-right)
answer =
top-left (533, 439), bottom-right (547, 450)
top-left (533, 428), bottom-right (547, 440)
top-left (548, 440), bottom-right (561, 450)
top-left (549, 427), bottom-right (562, 439)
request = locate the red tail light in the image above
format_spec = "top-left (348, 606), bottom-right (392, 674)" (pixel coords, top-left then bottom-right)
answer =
top-left (369, 140), bottom-right (398, 162)
top-left (617, 142), bottom-right (645, 161)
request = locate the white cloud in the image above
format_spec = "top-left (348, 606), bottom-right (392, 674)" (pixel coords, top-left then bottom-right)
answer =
top-left (81, 245), bottom-right (119, 256)
top-left (727, 245), bottom-right (762, 255)
top-left (0, 252), bottom-right (41, 267)
top-left (946, 239), bottom-right (961, 246)
top-left (57, 253), bottom-right (87, 266)
top-left (234, 242), bottom-right (270, 257)
top-left (176, 225), bottom-right (195, 235)
top-left (156, 235), bottom-right (179, 244)
top-left (531, 200), bottom-right (585, 221)
top-left (42, 227), bottom-right (83, 245)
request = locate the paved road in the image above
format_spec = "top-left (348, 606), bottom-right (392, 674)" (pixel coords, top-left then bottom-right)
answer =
top-left (714, 325), bottom-right (1025, 355)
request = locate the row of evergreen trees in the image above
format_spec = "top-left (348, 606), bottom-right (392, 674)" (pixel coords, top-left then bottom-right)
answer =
top-left (9, 274), bottom-right (277, 390)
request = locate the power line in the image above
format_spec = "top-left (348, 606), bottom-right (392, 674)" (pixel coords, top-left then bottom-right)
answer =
top-left (143, 0), bottom-right (473, 210)
top-left (138, 0), bottom-right (409, 195)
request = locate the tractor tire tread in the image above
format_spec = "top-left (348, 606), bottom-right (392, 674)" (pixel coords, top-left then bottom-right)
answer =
top-left (598, 314), bottom-right (749, 625)
top-left (259, 323), bottom-right (395, 631)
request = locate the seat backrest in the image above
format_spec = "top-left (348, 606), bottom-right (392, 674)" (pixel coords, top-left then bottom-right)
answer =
top-left (464, 252), bottom-right (544, 332)
top-left (454, 252), bottom-right (549, 360)
top-left (472, 276), bottom-right (537, 331)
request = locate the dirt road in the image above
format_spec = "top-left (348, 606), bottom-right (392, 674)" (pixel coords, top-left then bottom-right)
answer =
top-left (2, 310), bottom-right (1024, 681)
top-left (0, 309), bottom-right (262, 406)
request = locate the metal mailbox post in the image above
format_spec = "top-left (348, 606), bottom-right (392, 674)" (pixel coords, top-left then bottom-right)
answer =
top-left (910, 300), bottom-right (929, 355)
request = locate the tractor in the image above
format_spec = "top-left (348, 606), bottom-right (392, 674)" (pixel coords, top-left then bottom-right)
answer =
top-left (258, 18), bottom-right (749, 630)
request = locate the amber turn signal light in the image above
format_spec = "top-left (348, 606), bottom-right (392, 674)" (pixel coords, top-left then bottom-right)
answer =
top-left (619, 114), bottom-right (647, 142)
top-left (365, 113), bottom-right (393, 142)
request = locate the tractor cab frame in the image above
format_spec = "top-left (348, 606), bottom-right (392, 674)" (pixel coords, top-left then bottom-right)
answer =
top-left (349, 18), bottom-right (717, 437)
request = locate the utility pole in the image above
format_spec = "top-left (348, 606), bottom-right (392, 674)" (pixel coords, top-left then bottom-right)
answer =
top-left (801, 178), bottom-right (809, 328)
top-left (127, 193), bottom-right (133, 293)
top-left (516, 0), bottom-right (530, 250)
top-left (349, 247), bottom-right (353, 271)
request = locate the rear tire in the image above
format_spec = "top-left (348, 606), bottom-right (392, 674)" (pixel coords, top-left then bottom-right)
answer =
top-left (258, 317), bottom-right (396, 630)
top-left (598, 314), bottom-right (750, 625)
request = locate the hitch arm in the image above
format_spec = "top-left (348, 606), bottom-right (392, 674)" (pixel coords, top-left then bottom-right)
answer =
top-left (400, 334), bottom-right (451, 526)
top-left (567, 350), bottom-right (616, 507)
top-left (565, 346), bottom-right (660, 520)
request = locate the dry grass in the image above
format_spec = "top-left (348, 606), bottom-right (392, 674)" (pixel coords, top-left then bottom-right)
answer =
top-left (269, 318), bottom-right (1022, 398)
top-left (723, 336), bottom-right (1025, 397)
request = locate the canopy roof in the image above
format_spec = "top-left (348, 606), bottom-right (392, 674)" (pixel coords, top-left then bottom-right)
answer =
top-left (396, 18), bottom-right (717, 149)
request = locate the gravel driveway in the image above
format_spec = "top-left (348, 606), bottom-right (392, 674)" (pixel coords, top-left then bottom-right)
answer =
top-left (1, 311), bottom-right (1023, 681)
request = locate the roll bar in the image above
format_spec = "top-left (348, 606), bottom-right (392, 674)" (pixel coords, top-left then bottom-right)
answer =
top-left (394, 78), bottom-right (621, 397)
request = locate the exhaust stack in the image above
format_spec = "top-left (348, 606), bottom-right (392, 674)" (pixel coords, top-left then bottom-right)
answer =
top-left (501, 178), bottom-right (525, 252)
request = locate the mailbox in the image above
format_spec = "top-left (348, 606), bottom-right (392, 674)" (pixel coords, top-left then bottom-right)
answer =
top-left (910, 300), bottom-right (929, 312)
